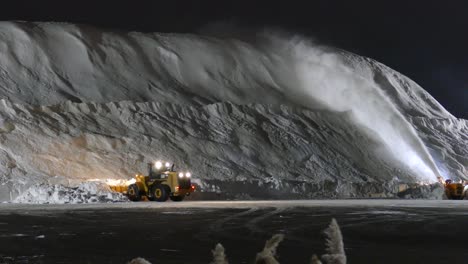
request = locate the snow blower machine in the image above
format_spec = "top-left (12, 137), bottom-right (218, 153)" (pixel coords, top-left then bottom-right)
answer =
top-left (110, 161), bottom-right (195, 202)
top-left (443, 179), bottom-right (467, 200)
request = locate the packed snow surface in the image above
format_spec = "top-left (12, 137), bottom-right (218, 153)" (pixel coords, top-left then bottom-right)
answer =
top-left (0, 21), bottom-right (466, 202)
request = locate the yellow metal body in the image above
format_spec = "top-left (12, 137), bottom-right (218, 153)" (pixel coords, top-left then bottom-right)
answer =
top-left (445, 183), bottom-right (465, 200)
top-left (109, 185), bottom-right (127, 193)
top-left (109, 171), bottom-right (194, 198)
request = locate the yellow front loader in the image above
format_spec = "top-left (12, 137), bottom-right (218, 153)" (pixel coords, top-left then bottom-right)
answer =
top-left (110, 161), bottom-right (195, 202)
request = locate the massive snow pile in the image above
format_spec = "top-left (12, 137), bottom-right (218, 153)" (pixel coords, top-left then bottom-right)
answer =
top-left (0, 21), bottom-right (466, 202)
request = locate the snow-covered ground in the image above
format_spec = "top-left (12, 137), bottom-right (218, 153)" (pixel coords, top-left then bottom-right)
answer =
top-left (3, 200), bottom-right (468, 211)
top-left (0, 21), bottom-right (466, 202)
top-left (1, 200), bottom-right (467, 263)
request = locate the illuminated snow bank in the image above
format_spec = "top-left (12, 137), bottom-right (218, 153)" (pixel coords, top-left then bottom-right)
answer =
top-left (13, 181), bottom-right (128, 204)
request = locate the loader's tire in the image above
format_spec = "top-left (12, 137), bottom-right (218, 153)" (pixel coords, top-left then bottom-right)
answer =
top-left (127, 184), bottom-right (141, 202)
top-left (164, 185), bottom-right (171, 195)
top-left (151, 184), bottom-right (169, 202)
top-left (170, 195), bottom-right (184, 202)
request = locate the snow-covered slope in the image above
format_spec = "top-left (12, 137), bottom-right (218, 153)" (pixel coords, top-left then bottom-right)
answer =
top-left (0, 21), bottom-right (466, 201)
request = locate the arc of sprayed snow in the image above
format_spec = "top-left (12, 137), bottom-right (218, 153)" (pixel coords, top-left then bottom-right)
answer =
top-left (211, 243), bottom-right (229, 264)
top-left (255, 234), bottom-right (285, 264)
top-left (321, 218), bottom-right (346, 264)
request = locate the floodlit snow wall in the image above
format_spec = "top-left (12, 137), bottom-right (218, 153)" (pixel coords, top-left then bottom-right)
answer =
top-left (0, 22), bottom-right (466, 201)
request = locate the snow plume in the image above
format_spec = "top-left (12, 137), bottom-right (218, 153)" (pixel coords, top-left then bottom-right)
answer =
top-left (255, 34), bottom-right (441, 181)
top-left (152, 30), bottom-right (442, 181)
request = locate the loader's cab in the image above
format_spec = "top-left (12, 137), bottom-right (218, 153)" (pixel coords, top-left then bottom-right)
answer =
top-left (127, 161), bottom-right (195, 202)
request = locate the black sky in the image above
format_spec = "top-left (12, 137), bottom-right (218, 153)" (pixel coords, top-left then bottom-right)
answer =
top-left (1, 0), bottom-right (466, 118)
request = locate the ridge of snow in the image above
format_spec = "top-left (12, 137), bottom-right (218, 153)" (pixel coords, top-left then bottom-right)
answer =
top-left (0, 99), bottom-right (465, 201)
top-left (13, 181), bottom-right (128, 204)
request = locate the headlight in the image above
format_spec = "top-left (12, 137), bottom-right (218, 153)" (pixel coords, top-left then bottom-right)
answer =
top-left (185, 172), bottom-right (191, 178)
top-left (155, 161), bottom-right (163, 169)
top-left (178, 172), bottom-right (184, 178)
top-left (165, 162), bottom-right (171, 168)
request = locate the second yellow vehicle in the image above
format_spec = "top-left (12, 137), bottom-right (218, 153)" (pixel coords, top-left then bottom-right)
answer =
top-left (444, 179), bottom-right (466, 200)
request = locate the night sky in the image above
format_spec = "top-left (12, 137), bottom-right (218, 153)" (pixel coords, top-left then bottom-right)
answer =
top-left (1, 0), bottom-right (466, 118)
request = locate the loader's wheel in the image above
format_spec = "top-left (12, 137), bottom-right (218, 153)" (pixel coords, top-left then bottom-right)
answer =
top-left (170, 195), bottom-right (184, 202)
top-left (127, 184), bottom-right (141, 202)
top-left (151, 185), bottom-right (169, 202)
top-left (164, 185), bottom-right (171, 194)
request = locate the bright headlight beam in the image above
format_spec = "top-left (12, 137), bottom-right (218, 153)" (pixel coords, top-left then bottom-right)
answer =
top-left (155, 161), bottom-right (163, 169)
